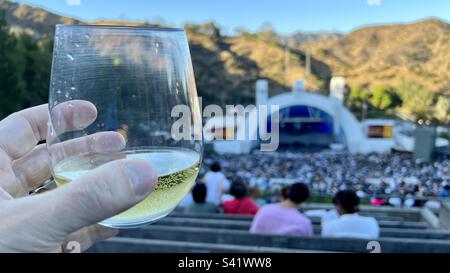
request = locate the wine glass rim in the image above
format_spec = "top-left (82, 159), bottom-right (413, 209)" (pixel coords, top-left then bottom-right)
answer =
top-left (56, 24), bottom-right (184, 32)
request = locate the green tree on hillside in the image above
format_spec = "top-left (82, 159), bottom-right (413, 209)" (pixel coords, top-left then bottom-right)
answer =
top-left (0, 10), bottom-right (26, 118)
top-left (346, 86), bottom-right (370, 118)
top-left (184, 22), bottom-right (223, 44)
top-left (17, 34), bottom-right (52, 107)
top-left (371, 86), bottom-right (401, 110)
top-left (186, 22), bottom-right (223, 41)
top-left (435, 95), bottom-right (450, 123)
top-left (350, 86), bottom-right (370, 101)
top-left (397, 81), bottom-right (434, 119)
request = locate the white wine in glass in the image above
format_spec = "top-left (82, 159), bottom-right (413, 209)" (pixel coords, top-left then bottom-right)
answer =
top-left (53, 148), bottom-right (200, 227)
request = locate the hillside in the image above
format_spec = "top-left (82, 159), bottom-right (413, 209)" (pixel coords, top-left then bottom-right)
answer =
top-left (0, 0), bottom-right (79, 37)
top-left (186, 27), bottom-right (330, 105)
top-left (305, 18), bottom-right (450, 94)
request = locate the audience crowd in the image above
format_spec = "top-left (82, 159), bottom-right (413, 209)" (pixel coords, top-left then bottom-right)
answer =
top-left (178, 151), bottom-right (450, 239)
top-left (202, 151), bottom-right (450, 200)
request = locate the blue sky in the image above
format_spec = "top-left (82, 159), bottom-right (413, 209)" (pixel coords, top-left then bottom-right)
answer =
top-left (13, 0), bottom-right (450, 34)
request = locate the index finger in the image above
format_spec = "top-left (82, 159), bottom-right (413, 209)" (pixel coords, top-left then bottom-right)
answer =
top-left (0, 101), bottom-right (97, 159)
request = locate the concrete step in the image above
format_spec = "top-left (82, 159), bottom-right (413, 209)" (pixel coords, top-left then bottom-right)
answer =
top-left (165, 215), bottom-right (429, 229)
top-left (119, 225), bottom-right (450, 253)
top-left (88, 237), bottom-right (334, 253)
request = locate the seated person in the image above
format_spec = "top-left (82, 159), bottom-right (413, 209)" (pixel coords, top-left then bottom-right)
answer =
top-left (185, 183), bottom-right (219, 213)
top-left (322, 190), bottom-right (380, 239)
top-left (270, 185), bottom-right (290, 203)
top-left (223, 180), bottom-right (259, 216)
top-left (439, 184), bottom-right (450, 197)
top-left (250, 183), bottom-right (313, 236)
top-left (280, 185), bottom-right (290, 201)
top-left (321, 196), bottom-right (340, 223)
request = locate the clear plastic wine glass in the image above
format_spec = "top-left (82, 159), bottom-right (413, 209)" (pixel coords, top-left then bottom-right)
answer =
top-left (46, 24), bottom-right (203, 228)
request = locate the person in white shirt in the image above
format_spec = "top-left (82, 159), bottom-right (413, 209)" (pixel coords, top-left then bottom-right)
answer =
top-left (320, 208), bottom-right (340, 222)
top-left (322, 190), bottom-right (380, 239)
top-left (202, 162), bottom-right (228, 206)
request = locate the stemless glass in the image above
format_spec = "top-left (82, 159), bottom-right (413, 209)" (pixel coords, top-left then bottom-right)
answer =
top-left (47, 24), bottom-right (203, 228)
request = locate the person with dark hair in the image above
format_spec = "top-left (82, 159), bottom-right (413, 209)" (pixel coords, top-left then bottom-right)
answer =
top-left (439, 184), bottom-right (450, 197)
top-left (250, 183), bottom-right (313, 236)
top-left (322, 190), bottom-right (379, 239)
top-left (210, 162), bottom-right (221, 172)
top-left (203, 162), bottom-right (229, 206)
top-left (280, 185), bottom-right (290, 201)
top-left (270, 185), bottom-right (290, 203)
top-left (223, 181), bottom-right (259, 216)
top-left (185, 183), bottom-right (219, 213)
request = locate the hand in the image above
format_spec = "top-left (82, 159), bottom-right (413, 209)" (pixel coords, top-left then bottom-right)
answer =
top-left (0, 103), bottom-right (157, 253)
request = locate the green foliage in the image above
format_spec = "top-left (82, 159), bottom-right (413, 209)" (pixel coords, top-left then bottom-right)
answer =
top-left (16, 34), bottom-right (52, 107)
top-left (347, 86), bottom-right (369, 116)
top-left (371, 86), bottom-right (402, 110)
top-left (397, 81), bottom-right (434, 118)
top-left (185, 22), bottom-right (222, 41)
top-left (0, 10), bottom-right (26, 118)
top-left (0, 10), bottom-right (52, 118)
top-left (435, 95), bottom-right (450, 123)
top-left (350, 86), bottom-right (370, 101)
top-left (347, 85), bottom-right (404, 120)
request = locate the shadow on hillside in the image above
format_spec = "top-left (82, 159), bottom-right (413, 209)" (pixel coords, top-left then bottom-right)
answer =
top-left (290, 47), bottom-right (333, 91)
top-left (190, 40), bottom-right (264, 107)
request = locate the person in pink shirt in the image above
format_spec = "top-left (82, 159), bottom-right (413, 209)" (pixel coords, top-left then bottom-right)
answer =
top-left (250, 183), bottom-right (313, 236)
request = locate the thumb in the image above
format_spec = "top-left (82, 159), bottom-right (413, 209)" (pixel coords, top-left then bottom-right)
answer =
top-left (45, 158), bottom-right (157, 236)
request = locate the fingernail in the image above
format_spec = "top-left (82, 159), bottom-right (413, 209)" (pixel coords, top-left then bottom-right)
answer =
top-left (124, 161), bottom-right (157, 198)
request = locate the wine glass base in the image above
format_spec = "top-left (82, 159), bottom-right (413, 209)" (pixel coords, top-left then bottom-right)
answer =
top-left (98, 209), bottom-right (173, 229)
